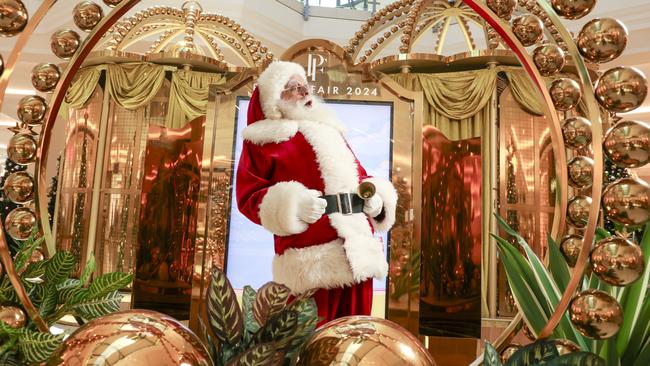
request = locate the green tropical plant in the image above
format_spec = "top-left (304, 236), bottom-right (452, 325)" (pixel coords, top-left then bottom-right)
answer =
top-left (483, 339), bottom-right (605, 366)
top-left (494, 214), bottom-right (650, 366)
top-left (0, 231), bottom-right (132, 364)
top-left (205, 267), bottom-right (319, 366)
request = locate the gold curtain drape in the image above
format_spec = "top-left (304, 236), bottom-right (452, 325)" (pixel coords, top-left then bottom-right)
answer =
top-left (65, 66), bottom-right (103, 109)
top-left (166, 69), bottom-right (226, 128)
top-left (105, 63), bottom-right (171, 110)
top-left (503, 68), bottom-right (545, 116)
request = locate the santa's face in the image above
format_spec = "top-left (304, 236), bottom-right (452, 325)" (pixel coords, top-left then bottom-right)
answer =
top-left (280, 74), bottom-right (312, 108)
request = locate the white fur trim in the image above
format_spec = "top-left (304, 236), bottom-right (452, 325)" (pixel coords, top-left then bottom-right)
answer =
top-left (242, 119), bottom-right (298, 145)
top-left (342, 235), bottom-right (388, 282)
top-left (257, 61), bottom-right (306, 120)
top-left (258, 181), bottom-right (311, 236)
top-left (272, 239), bottom-right (355, 294)
top-left (363, 177), bottom-right (398, 232)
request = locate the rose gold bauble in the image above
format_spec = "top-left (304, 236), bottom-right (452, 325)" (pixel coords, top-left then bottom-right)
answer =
top-left (0, 0), bottom-right (28, 37)
top-left (603, 120), bottom-right (650, 168)
top-left (296, 316), bottom-right (436, 366)
top-left (554, 339), bottom-right (581, 355)
top-left (486, 0), bottom-right (516, 19)
top-left (29, 248), bottom-right (44, 263)
top-left (50, 29), bottom-right (81, 59)
top-left (567, 195), bottom-right (592, 229)
top-left (590, 236), bottom-right (644, 286)
top-left (4, 207), bottom-right (36, 241)
top-left (567, 156), bottom-right (594, 189)
top-left (0, 306), bottom-right (26, 328)
top-left (562, 116), bottom-right (592, 149)
top-left (512, 15), bottom-right (544, 47)
top-left (3, 171), bottom-right (34, 204)
top-left (602, 177), bottom-right (650, 227)
top-left (102, 0), bottom-right (122, 7)
top-left (551, 0), bottom-right (596, 19)
top-left (47, 310), bottom-right (212, 366)
top-left (16, 95), bottom-right (47, 125)
top-left (569, 290), bottom-right (623, 339)
top-left (31, 63), bottom-right (61, 93)
top-left (550, 78), bottom-right (582, 111)
top-left (595, 66), bottom-right (648, 113)
top-left (500, 344), bottom-right (521, 363)
top-left (73, 1), bottom-right (103, 32)
top-left (533, 44), bottom-right (566, 76)
top-left (560, 234), bottom-right (582, 267)
top-left (7, 133), bottom-right (37, 164)
top-left (578, 18), bottom-right (628, 64)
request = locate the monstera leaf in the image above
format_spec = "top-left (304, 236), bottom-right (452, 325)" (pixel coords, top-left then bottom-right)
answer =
top-left (207, 268), bottom-right (244, 346)
top-left (253, 282), bottom-right (291, 326)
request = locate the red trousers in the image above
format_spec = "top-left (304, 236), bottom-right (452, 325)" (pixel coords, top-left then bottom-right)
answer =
top-left (312, 279), bottom-right (373, 327)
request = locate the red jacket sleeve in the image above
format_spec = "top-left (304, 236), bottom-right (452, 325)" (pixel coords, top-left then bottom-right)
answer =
top-left (236, 141), bottom-right (273, 225)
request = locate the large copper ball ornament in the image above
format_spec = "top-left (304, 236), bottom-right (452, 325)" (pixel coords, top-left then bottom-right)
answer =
top-left (102, 0), bottom-right (123, 7)
top-left (4, 207), bottom-right (36, 241)
top-left (554, 339), bottom-right (581, 355)
top-left (603, 120), bottom-right (650, 168)
top-left (567, 195), bottom-right (592, 229)
top-left (578, 18), bottom-right (628, 64)
top-left (0, 306), bottom-right (26, 328)
top-left (16, 95), bottom-right (47, 125)
top-left (562, 116), bottom-right (592, 149)
top-left (550, 78), bottom-right (582, 111)
top-left (487, 0), bottom-right (516, 19)
top-left (590, 236), bottom-right (644, 286)
top-left (500, 344), bottom-right (521, 363)
top-left (569, 290), bottom-right (623, 339)
top-left (73, 1), bottom-right (103, 32)
top-left (533, 44), bottom-right (566, 76)
top-left (551, 0), bottom-right (596, 19)
top-left (31, 63), bottom-right (61, 93)
top-left (3, 171), bottom-right (34, 204)
top-left (602, 177), bottom-right (650, 227)
top-left (7, 133), bottom-right (37, 164)
top-left (568, 156), bottom-right (594, 189)
top-left (595, 66), bottom-right (648, 113)
top-left (512, 15), bottom-right (544, 47)
top-left (560, 234), bottom-right (582, 267)
top-left (0, 0), bottom-right (27, 37)
top-left (297, 316), bottom-right (436, 366)
top-left (50, 29), bottom-right (81, 60)
top-left (47, 310), bottom-right (212, 366)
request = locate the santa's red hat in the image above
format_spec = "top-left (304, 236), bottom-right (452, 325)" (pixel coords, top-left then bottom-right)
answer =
top-left (248, 61), bottom-right (306, 124)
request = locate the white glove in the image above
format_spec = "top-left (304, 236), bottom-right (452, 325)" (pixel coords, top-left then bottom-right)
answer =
top-left (297, 190), bottom-right (327, 224)
top-left (363, 194), bottom-right (383, 218)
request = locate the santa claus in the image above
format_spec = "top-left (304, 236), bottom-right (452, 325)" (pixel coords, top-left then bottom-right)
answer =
top-left (236, 61), bottom-right (397, 324)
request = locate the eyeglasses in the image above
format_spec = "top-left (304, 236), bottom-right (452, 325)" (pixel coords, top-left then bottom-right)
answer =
top-left (282, 84), bottom-right (310, 94)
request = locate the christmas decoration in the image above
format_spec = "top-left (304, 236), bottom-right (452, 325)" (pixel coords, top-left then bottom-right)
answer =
top-left (0, 156), bottom-right (27, 253)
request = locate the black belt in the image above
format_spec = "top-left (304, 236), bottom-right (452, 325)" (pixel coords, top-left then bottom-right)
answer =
top-left (321, 193), bottom-right (365, 215)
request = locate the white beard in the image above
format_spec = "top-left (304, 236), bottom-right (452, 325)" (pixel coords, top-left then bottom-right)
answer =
top-left (278, 95), bottom-right (337, 125)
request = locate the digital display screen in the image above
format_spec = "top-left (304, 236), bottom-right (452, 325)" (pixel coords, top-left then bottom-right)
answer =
top-left (226, 98), bottom-right (393, 291)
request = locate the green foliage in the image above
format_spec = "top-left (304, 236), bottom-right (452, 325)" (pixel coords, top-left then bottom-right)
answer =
top-left (0, 234), bottom-right (133, 365)
top-left (494, 214), bottom-right (650, 365)
top-left (206, 267), bottom-right (319, 366)
top-left (483, 340), bottom-right (605, 366)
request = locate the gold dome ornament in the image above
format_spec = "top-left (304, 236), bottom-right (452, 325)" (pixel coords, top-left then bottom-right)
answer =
top-left (50, 29), bottom-right (81, 60)
top-left (567, 156), bottom-right (594, 189)
top-left (551, 0), bottom-right (596, 20)
top-left (603, 120), bottom-right (650, 168)
top-left (590, 236), bottom-right (644, 286)
top-left (7, 133), bottom-right (37, 164)
top-left (102, 0), bottom-right (122, 7)
top-left (31, 63), bottom-right (61, 93)
top-left (550, 78), bottom-right (582, 111)
top-left (4, 207), bottom-right (37, 241)
top-left (602, 177), bottom-right (650, 227)
top-left (296, 316), bottom-right (435, 366)
top-left (3, 171), bottom-right (35, 204)
top-left (560, 234), bottom-right (582, 267)
top-left (48, 310), bottom-right (212, 365)
top-left (486, 0), bottom-right (517, 19)
top-left (577, 18), bottom-right (628, 64)
top-left (595, 66), bottom-right (648, 113)
top-left (0, 306), bottom-right (26, 328)
top-left (533, 44), bottom-right (566, 76)
top-left (0, 0), bottom-right (27, 37)
top-left (569, 290), bottom-right (623, 339)
top-left (561, 116), bottom-right (592, 149)
top-left (73, 1), bottom-right (104, 32)
top-left (16, 95), bottom-right (47, 126)
top-left (512, 15), bottom-right (544, 47)
top-left (567, 195), bottom-right (592, 229)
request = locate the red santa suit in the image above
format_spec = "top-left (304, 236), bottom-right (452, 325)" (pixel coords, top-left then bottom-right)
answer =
top-left (236, 61), bottom-right (397, 324)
